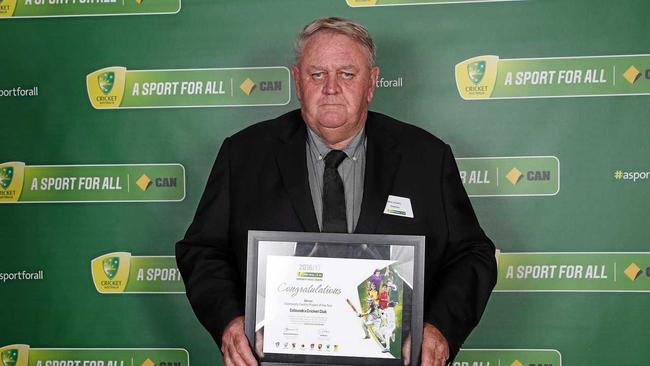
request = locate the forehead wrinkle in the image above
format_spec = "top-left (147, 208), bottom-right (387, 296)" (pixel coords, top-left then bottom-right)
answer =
top-left (305, 64), bottom-right (360, 71)
top-left (300, 33), bottom-right (369, 69)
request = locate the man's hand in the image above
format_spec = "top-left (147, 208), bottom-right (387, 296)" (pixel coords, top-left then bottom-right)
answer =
top-left (401, 323), bottom-right (449, 366)
top-left (220, 316), bottom-right (257, 366)
top-left (421, 322), bottom-right (449, 366)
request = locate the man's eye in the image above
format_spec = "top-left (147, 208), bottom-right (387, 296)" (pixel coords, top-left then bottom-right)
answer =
top-left (311, 72), bottom-right (324, 80)
top-left (341, 72), bottom-right (354, 80)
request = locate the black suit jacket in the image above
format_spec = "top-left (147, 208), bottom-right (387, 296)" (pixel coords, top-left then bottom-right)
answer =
top-left (176, 109), bottom-right (497, 359)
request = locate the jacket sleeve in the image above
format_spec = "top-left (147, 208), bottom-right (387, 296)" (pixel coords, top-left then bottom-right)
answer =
top-left (424, 144), bottom-right (498, 360)
top-left (176, 137), bottom-right (244, 348)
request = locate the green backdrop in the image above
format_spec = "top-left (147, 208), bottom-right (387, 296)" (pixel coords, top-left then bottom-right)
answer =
top-left (2, 0), bottom-right (649, 365)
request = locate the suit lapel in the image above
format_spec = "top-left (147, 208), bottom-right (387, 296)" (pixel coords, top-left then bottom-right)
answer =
top-left (355, 113), bottom-right (401, 234)
top-left (276, 113), bottom-right (320, 232)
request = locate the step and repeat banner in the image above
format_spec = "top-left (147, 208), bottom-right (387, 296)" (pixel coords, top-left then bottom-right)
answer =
top-left (2, 0), bottom-right (649, 365)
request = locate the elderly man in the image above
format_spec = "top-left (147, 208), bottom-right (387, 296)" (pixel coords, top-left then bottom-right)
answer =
top-left (176, 17), bottom-right (497, 366)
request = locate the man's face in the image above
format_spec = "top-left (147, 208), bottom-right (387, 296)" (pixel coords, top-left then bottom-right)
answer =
top-left (292, 31), bottom-right (379, 145)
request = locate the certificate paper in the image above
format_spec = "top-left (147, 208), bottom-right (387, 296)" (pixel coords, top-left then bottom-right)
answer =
top-left (262, 255), bottom-right (405, 359)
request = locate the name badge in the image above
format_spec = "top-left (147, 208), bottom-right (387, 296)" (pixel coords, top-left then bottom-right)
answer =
top-left (383, 195), bottom-right (414, 218)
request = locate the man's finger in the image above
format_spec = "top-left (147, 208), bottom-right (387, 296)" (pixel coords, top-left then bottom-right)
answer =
top-left (434, 351), bottom-right (444, 366)
top-left (235, 334), bottom-right (258, 365)
top-left (420, 339), bottom-right (436, 366)
top-left (255, 330), bottom-right (264, 358)
top-left (222, 355), bottom-right (232, 366)
top-left (402, 334), bottom-right (411, 366)
top-left (420, 347), bottom-right (432, 366)
top-left (221, 343), bottom-right (234, 366)
top-left (422, 343), bottom-right (446, 366)
top-left (223, 347), bottom-right (243, 366)
top-left (437, 341), bottom-right (449, 366)
top-left (225, 344), bottom-right (249, 366)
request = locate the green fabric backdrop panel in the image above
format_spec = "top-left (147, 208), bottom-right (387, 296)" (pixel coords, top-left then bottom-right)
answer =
top-left (2, 0), bottom-right (649, 365)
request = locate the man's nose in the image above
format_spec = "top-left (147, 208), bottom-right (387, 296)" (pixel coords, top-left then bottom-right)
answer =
top-left (323, 73), bottom-right (340, 95)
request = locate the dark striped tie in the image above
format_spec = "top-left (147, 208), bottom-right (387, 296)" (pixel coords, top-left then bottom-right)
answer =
top-left (322, 149), bottom-right (347, 233)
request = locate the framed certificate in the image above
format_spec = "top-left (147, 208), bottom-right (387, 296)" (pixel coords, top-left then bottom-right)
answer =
top-left (245, 231), bottom-right (425, 366)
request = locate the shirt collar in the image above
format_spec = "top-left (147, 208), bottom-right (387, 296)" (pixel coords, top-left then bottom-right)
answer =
top-left (306, 125), bottom-right (366, 159)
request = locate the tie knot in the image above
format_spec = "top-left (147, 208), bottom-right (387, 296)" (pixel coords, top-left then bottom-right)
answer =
top-left (324, 150), bottom-right (347, 169)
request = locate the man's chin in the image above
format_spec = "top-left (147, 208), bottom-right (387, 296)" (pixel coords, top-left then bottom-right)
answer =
top-left (315, 113), bottom-right (348, 129)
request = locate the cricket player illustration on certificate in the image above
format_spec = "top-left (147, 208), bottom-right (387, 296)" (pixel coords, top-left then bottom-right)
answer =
top-left (349, 266), bottom-right (404, 358)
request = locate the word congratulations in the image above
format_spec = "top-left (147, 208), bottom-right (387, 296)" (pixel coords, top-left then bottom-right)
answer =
top-left (278, 282), bottom-right (342, 297)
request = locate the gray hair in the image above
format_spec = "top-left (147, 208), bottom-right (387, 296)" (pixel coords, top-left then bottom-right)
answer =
top-left (294, 17), bottom-right (376, 67)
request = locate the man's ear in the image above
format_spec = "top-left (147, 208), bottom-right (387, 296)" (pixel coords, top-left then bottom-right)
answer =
top-left (367, 66), bottom-right (380, 103)
top-left (291, 64), bottom-right (302, 101)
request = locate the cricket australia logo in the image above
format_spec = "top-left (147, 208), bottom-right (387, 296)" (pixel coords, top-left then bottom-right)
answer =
top-left (467, 60), bottom-right (486, 85)
top-left (97, 72), bottom-right (115, 95)
top-left (103, 257), bottom-right (120, 279)
top-left (92, 252), bottom-right (131, 293)
top-left (455, 55), bottom-right (498, 100)
top-left (1, 349), bottom-right (18, 366)
top-left (0, 167), bottom-right (13, 190)
top-left (0, 0), bottom-right (17, 17)
top-left (87, 67), bottom-right (127, 109)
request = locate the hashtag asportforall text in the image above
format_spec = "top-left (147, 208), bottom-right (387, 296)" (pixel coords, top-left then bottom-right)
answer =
top-left (614, 170), bottom-right (650, 182)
